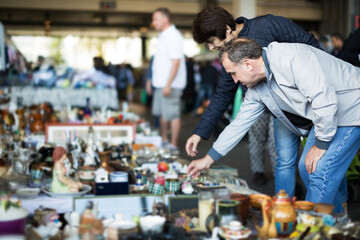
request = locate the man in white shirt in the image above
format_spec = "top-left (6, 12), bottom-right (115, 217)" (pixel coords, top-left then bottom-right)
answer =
top-left (149, 8), bottom-right (186, 149)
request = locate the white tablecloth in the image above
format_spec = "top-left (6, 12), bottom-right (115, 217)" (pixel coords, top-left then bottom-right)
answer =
top-left (6, 87), bottom-right (119, 110)
top-left (19, 194), bottom-right (74, 214)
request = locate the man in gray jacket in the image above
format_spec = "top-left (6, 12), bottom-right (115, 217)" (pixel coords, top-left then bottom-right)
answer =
top-left (187, 38), bottom-right (360, 213)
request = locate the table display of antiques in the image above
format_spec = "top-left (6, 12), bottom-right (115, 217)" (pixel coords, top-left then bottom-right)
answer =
top-left (0, 94), bottom-right (359, 239)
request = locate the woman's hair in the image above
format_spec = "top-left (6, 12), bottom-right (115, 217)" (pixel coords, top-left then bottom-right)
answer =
top-left (52, 146), bottom-right (67, 164)
top-left (192, 6), bottom-right (236, 44)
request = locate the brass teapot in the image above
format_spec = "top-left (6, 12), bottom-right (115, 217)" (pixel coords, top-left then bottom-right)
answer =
top-left (256, 189), bottom-right (297, 239)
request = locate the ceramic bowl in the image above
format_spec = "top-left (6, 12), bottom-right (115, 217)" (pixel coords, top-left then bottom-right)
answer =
top-left (249, 194), bottom-right (271, 209)
top-left (16, 188), bottom-right (40, 199)
top-left (315, 203), bottom-right (335, 214)
top-left (294, 201), bottom-right (315, 211)
top-left (0, 206), bottom-right (28, 235)
top-left (107, 220), bottom-right (137, 240)
top-left (139, 215), bottom-right (166, 234)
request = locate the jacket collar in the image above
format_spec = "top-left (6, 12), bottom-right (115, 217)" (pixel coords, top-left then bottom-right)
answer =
top-left (235, 17), bottom-right (249, 37)
top-left (262, 49), bottom-right (272, 83)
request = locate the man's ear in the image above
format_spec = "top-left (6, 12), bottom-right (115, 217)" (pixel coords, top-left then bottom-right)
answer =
top-left (242, 59), bottom-right (252, 70)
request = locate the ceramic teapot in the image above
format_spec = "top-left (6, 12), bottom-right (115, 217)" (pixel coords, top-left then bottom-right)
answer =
top-left (271, 189), bottom-right (297, 237)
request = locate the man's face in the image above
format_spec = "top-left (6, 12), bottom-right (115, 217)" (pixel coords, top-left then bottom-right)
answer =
top-left (152, 11), bottom-right (166, 31)
top-left (222, 53), bottom-right (259, 88)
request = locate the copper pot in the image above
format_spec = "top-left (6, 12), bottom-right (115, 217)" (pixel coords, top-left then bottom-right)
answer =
top-left (29, 113), bottom-right (44, 133)
top-left (231, 193), bottom-right (250, 225)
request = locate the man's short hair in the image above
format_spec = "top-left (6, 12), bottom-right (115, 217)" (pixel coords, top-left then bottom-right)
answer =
top-left (219, 38), bottom-right (262, 63)
top-left (154, 7), bottom-right (171, 20)
top-left (192, 6), bottom-right (236, 44)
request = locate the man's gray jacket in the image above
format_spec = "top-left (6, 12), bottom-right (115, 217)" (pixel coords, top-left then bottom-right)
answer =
top-left (208, 42), bottom-right (360, 161)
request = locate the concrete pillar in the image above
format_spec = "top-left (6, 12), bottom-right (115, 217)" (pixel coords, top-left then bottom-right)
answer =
top-left (232, 0), bottom-right (257, 19)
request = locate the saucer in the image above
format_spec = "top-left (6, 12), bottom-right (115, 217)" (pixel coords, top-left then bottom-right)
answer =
top-left (219, 225), bottom-right (251, 239)
top-left (16, 188), bottom-right (40, 199)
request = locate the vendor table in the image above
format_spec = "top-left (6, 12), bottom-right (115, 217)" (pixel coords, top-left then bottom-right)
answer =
top-left (5, 86), bottom-right (119, 110)
top-left (19, 193), bottom-right (74, 214)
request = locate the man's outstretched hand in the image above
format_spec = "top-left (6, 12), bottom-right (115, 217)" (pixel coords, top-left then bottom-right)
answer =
top-left (187, 155), bottom-right (214, 178)
top-left (185, 134), bottom-right (201, 157)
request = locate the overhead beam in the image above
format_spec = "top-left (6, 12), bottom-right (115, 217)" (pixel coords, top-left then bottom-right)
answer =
top-left (0, 0), bottom-right (202, 14)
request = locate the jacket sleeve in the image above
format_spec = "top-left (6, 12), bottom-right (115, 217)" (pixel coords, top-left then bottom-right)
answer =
top-left (193, 66), bottom-right (238, 140)
top-left (290, 50), bottom-right (338, 149)
top-left (267, 14), bottom-right (321, 49)
top-left (209, 88), bottom-right (265, 161)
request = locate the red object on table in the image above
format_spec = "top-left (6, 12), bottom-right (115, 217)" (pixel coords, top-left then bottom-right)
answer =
top-left (155, 176), bottom-right (165, 185)
top-left (158, 162), bottom-right (168, 172)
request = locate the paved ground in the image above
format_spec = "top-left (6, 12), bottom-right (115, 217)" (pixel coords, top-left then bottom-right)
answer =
top-left (133, 103), bottom-right (360, 221)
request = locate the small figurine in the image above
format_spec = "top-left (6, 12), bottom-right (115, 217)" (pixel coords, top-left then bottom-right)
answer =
top-left (79, 201), bottom-right (104, 236)
top-left (152, 201), bottom-right (167, 217)
top-left (32, 213), bottom-right (62, 240)
top-left (51, 146), bottom-right (83, 193)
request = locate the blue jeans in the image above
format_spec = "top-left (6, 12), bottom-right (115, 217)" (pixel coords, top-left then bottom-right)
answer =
top-left (273, 118), bottom-right (300, 197)
top-left (298, 126), bottom-right (360, 213)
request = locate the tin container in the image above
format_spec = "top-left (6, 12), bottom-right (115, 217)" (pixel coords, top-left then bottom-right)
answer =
top-left (78, 166), bottom-right (96, 181)
top-left (110, 171), bottom-right (128, 183)
top-left (165, 178), bottom-right (180, 192)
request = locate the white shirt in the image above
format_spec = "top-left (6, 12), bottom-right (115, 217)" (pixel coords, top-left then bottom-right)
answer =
top-left (152, 25), bottom-right (186, 89)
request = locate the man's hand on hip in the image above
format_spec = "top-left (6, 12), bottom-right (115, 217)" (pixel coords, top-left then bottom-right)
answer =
top-left (163, 85), bottom-right (172, 97)
top-left (185, 134), bottom-right (201, 157)
top-left (305, 145), bottom-right (326, 174)
top-left (187, 155), bottom-right (214, 178)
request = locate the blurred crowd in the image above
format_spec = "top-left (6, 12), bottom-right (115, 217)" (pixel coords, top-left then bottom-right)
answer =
top-left (309, 28), bottom-right (360, 67)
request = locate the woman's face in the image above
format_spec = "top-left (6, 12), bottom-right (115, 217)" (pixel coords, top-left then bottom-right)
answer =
top-left (207, 32), bottom-right (235, 51)
top-left (207, 37), bottom-right (226, 51)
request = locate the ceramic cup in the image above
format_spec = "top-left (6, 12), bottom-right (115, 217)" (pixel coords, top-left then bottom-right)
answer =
top-left (230, 193), bottom-right (250, 225)
top-left (206, 200), bottom-right (240, 233)
top-left (165, 178), bottom-right (180, 192)
top-left (151, 183), bottom-right (165, 195)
